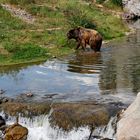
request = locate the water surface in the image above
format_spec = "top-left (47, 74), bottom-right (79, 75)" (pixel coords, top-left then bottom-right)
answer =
top-left (0, 30), bottom-right (140, 105)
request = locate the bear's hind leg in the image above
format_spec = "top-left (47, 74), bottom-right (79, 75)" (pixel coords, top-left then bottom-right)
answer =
top-left (96, 40), bottom-right (102, 52)
top-left (90, 41), bottom-right (98, 52)
top-left (90, 40), bottom-right (102, 52)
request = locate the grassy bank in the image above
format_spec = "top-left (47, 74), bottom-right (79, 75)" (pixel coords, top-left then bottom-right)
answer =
top-left (0, 0), bottom-right (129, 65)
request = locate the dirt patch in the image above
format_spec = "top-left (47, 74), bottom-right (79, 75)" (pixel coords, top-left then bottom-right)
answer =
top-left (0, 45), bottom-right (9, 56)
top-left (1, 4), bottom-right (35, 24)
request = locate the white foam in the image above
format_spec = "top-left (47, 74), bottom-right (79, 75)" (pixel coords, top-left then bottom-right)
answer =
top-left (2, 113), bottom-right (90, 140)
top-left (0, 111), bottom-right (116, 140)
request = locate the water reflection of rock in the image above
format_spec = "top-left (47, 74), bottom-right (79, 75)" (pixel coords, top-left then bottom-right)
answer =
top-left (99, 60), bottom-right (117, 95)
top-left (99, 30), bottom-right (140, 95)
top-left (67, 51), bottom-right (102, 74)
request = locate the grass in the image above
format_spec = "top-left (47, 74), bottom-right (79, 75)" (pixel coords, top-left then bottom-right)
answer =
top-left (103, 0), bottom-right (123, 10)
top-left (0, 0), bottom-right (129, 65)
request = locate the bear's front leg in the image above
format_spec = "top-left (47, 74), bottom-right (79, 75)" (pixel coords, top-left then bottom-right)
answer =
top-left (76, 41), bottom-right (81, 50)
top-left (81, 40), bottom-right (86, 51)
top-left (76, 43), bottom-right (80, 50)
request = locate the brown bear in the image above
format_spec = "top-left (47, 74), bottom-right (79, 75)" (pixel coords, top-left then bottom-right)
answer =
top-left (67, 27), bottom-right (102, 52)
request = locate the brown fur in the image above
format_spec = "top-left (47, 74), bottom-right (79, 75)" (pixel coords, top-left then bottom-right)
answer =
top-left (67, 27), bottom-right (102, 52)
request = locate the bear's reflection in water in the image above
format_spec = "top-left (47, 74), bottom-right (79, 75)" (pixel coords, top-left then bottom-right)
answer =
top-left (67, 51), bottom-right (102, 74)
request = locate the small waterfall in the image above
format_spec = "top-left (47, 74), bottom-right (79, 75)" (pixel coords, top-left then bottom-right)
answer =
top-left (92, 116), bottom-right (117, 140)
top-left (0, 111), bottom-right (90, 140)
top-left (0, 111), bottom-right (117, 140)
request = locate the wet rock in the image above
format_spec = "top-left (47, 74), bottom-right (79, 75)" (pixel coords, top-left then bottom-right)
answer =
top-left (117, 92), bottom-right (140, 140)
top-left (0, 97), bottom-right (9, 104)
top-left (122, 0), bottom-right (140, 19)
top-left (0, 102), bottom-right (51, 117)
top-left (16, 92), bottom-right (34, 102)
top-left (4, 122), bottom-right (28, 140)
top-left (0, 116), bottom-right (5, 127)
top-left (2, 97), bottom-right (9, 103)
top-left (0, 125), bottom-right (8, 132)
top-left (25, 92), bottom-right (33, 97)
top-left (0, 89), bottom-right (5, 94)
top-left (50, 102), bottom-right (109, 130)
top-left (20, 92), bottom-right (34, 98)
top-left (44, 94), bottom-right (58, 98)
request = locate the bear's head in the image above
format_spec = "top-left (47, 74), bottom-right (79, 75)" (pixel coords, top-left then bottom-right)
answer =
top-left (67, 27), bottom-right (80, 40)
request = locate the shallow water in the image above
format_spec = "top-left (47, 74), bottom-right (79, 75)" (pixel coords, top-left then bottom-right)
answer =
top-left (0, 30), bottom-right (140, 105)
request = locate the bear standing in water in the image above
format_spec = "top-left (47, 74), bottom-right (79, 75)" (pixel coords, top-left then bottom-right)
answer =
top-left (67, 27), bottom-right (102, 52)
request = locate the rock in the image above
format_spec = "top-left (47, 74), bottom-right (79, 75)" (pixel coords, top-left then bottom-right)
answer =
top-left (127, 19), bottom-right (140, 29)
top-left (44, 93), bottom-right (58, 98)
top-left (0, 89), bottom-right (5, 94)
top-left (4, 122), bottom-right (28, 140)
top-left (0, 97), bottom-right (9, 104)
top-left (2, 97), bottom-right (9, 103)
top-left (0, 102), bottom-right (51, 116)
top-left (0, 116), bottom-right (5, 127)
top-left (122, 12), bottom-right (136, 20)
top-left (25, 92), bottom-right (33, 97)
top-left (50, 102), bottom-right (109, 130)
top-left (0, 125), bottom-right (8, 132)
top-left (122, 0), bottom-right (140, 19)
top-left (117, 92), bottom-right (140, 140)
top-left (1, 4), bottom-right (35, 24)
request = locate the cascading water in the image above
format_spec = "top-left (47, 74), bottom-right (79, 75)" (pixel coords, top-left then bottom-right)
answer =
top-left (0, 110), bottom-right (117, 140)
top-left (0, 110), bottom-right (90, 140)
top-left (92, 116), bottom-right (117, 140)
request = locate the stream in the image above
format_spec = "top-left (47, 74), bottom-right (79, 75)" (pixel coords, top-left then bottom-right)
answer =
top-left (0, 21), bottom-right (140, 140)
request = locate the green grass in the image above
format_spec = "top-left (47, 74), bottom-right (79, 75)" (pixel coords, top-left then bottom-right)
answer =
top-left (0, 0), bottom-right (129, 65)
top-left (103, 0), bottom-right (123, 10)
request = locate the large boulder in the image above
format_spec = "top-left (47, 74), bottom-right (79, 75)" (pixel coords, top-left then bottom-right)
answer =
top-left (117, 92), bottom-right (140, 140)
top-left (122, 0), bottom-right (140, 19)
top-left (4, 123), bottom-right (28, 140)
